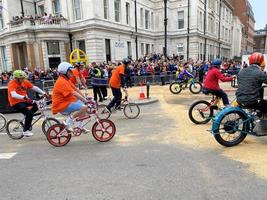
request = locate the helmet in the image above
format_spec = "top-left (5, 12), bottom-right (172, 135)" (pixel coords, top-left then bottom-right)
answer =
top-left (57, 62), bottom-right (74, 74)
top-left (13, 70), bottom-right (27, 79)
top-left (122, 58), bottom-right (131, 66)
top-left (211, 59), bottom-right (222, 66)
top-left (249, 52), bottom-right (264, 65)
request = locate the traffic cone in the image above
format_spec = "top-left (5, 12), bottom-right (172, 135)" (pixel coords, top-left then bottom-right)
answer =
top-left (139, 82), bottom-right (145, 100)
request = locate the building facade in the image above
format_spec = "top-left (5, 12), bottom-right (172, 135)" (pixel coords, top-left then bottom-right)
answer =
top-left (231, 16), bottom-right (243, 58)
top-left (254, 25), bottom-right (267, 54)
top-left (229, 0), bottom-right (255, 55)
top-left (0, 0), bottom-right (237, 72)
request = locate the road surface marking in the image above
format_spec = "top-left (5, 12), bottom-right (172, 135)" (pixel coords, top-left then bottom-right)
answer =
top-left (0, 152), bottom-right (17, 159)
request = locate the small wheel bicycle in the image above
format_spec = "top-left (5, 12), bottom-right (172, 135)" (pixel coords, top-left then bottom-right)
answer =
top-left (6, 98), bottom-right (60, 140)
top-left (0, 113), bottom-right (7, 132)
top-left (46, 99), bottom-right (116, 147)
top-left (98, 90), bottom-right (140, 119)
top-left (169, 78), bottom-right (202, 95)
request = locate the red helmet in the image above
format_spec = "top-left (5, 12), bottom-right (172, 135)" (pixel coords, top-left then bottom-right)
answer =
top-left (249, 52), bottom-right (264, 65)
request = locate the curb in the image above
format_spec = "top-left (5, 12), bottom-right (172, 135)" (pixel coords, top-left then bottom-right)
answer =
top-left (133, 97), bottom-right (159, 105)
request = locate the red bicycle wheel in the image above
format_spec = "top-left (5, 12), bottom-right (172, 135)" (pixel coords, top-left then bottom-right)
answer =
top-left (46, 124), bottom-right (72, 147)
top-left (92, 119), bottom-right (116, 142)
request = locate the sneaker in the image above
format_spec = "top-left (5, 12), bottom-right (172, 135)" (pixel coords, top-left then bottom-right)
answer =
top-left (115, 106), bottom-right (122, 111)
top-left (23, 131), bottom-right (34, 137)
top-left (63, 117), bottom-right (74, 132)
top-left (104, 96), bottom-right (108, 100)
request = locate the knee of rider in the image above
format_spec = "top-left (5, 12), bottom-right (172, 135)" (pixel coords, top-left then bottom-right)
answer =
top-left (81, 105), bottom-right (87, 112)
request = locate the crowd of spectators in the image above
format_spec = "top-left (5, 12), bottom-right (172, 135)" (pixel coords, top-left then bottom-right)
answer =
top-left (0, 53), bottom-right (242, 86)
top-left (10, 13), bottom-right (66, 26)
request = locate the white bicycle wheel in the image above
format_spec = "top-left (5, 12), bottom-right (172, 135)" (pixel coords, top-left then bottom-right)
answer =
top-left (0, 113), bottom-right (7, 132)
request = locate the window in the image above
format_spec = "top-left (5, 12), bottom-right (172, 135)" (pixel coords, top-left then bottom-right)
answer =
top-left (199, 11), bottom-right (203, 30)
top-left (141, 43), bottom-right (144, 55)
top-left (140, 8), bottom-right (144, 27)
top-left (178, 11), bottom-right (184, 29)
top-left (52, 0), bottom-right (61, 15)
top-left (77, 40), bottom-right (86, 53)
top-left (114, 0), bottom-right (121, 22)
top-left (177, 43), bottom-right (184, 53)
top-left (126, 2), bottom-right (130, 25)
top-left (145, 10), bottom-right (150, 29)
top-left (47, 41), bottom-right (60, 55)
top-left (103, 0), bottom-right (109, 19)
top-left (0, 46), bottom-right (8, 72)
top-left (151, 12), bottom-right (154, 30)
top-left (73, 0), bottom-right (82, 20)
top-left (38, 5), bottom-right (45, 15)
top-left (127, 41), bottom-right (132, 57)
top-left (145, 44), bottom-right (150, 55)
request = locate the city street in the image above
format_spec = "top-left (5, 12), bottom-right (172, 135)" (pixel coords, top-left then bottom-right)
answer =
top-left (1, 84), bottom-right (267, 200)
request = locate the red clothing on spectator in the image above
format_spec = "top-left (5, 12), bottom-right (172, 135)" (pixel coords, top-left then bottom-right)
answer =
top-left (81, 69), bottom-right (89, 78)
top-left (204, 67), bottom-right (233, 90)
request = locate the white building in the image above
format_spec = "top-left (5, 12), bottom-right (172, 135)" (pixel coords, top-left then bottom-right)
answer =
top-left (0, 0), bottom-right (237, 72)
top-left (231, 16), bottom-right (243, 58)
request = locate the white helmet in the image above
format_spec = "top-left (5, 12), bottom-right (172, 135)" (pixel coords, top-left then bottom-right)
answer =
top-left (57, 62), bottom-right (74, 74)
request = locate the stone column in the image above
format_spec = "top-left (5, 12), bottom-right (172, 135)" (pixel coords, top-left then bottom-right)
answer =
top-left (38, 43), bottom-right (45, 70)
top-left (64, 42), bottom-right (71, 62)
top-left (10, 44), bottom-right (19, 70)
top-left (26, 43), bottom-right (35, 71)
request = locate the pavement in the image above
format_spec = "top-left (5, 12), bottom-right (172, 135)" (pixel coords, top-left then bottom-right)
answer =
top-left (0, 84), bottom-right (267, 199)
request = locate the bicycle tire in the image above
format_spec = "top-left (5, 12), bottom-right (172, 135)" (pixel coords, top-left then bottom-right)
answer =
top-left (189, 82), bottom-right (202, 94)
top-left (92, 119), bottom-right (116, 142)
top-left (169, 82), bottom-right (182, 94)
top-left (188, 100), bottom-right (213, 124)
top-left (97, 104), bottom-right (111, 119)
top-left (6, 119), bottom-right (24, 140)
top-left (123, 103), bottom-right (140, 119)
top-left (0, 113), bottom-right (7, 132)
top-left (46, 124), bottom-right (71, 147)
top-left (214, 110), bottom-right (248, 147)
top-left (41, 117), bottom-right (61, 135)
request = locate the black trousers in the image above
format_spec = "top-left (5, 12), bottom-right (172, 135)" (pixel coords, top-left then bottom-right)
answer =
top-left (203, 88), bottom-right (229, 105)
top-left (100, 86), bottom-right (107, 98)
top-left (13, 102), bottom-right (38, 132)
top-left (93, 86), bottom-right (103, 102)
top-left (107, 87), bottom-right (122, 109)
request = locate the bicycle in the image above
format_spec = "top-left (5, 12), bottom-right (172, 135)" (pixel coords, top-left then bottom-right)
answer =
top-left (169, 77), bottom-right (202, 95)
top-left (6, 97), bottom-right (60, 139)
top-left (188, 94), bottom-right (237, 124)
top-left (98, 90), bottom-right (140, 119)
top-left (0, 113), bottom-right (7, 132)
top-left (46, 98), bottom-right (116, 147)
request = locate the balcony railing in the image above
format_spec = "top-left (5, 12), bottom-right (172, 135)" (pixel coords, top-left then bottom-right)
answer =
top-left (8, 18), bottom-right (68, 31)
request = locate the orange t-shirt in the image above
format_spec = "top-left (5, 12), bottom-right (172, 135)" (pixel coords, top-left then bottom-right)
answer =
top-left (52, 76), bottom-right (77, 114)
top-left (8, 79), bottom-right (33, 106)
top-left (109, 65), bottom-right (125, 88)
top-left (69, 68), bottom-right (83, 85)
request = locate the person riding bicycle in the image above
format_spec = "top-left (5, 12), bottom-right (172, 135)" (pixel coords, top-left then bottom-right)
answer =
top-left (203, 59), bottom-right (234, 107)
top-left (105, 58), bottom-right (131, 112)
top-left (52, 62), bottom-right (88, 131)
top-left (69, 61), bottom-right (87, 89)
top-left (236, 52), bottom-right (267, 113)
top-left (176, 63), bottom-right (194, 82)
top-left (7, 70), bottom-right (48, 137)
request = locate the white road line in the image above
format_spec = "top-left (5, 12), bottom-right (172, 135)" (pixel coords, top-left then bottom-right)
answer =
top-left (0, 152), bottom-right (17, 159)
top-left (0, 132), bottom-right (7, 135)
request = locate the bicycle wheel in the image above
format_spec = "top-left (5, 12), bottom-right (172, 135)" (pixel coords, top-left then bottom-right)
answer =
top-left (169, 82), bottom-right (182, 94)
top-left (92, 119), bottom-right (116, 142)
top-left (213, 111), bottom-right (248, 147)
top-left (0, 113), bottom-right (7, 132)
top-left (189, 82), bottom-right (202, 94)
top-left (41, 117), bottom-right (61, 135)
top-left (123, 103), bottom-right (140, 119)
top-left (188, 100), bottom-right (214, 124)
top-left (46, 124), bottom-right (71, 147)
top-left (6, 119), bottom-right (24, 140)
top-left (97, 104), bottom-right (111, 119)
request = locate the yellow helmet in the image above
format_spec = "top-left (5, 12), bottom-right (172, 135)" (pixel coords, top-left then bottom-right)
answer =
top-left (13, 70), bottom-right (27, 79)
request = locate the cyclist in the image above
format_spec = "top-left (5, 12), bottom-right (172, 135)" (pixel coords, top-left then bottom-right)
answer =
top-left (203, 59), bottom-right (234, 107)
top-left (69, 62), bottom-right (87, 89)
top-left (7, 70), bottom-right (48, 137)
top-left (105, 58), bottom-right (131, 112)
top-left (236, 53), bottom-right (267, 113)
top-left (176, 63), bottom-right (194, 81)
top-left (52, 62), bottom-right (88, 131)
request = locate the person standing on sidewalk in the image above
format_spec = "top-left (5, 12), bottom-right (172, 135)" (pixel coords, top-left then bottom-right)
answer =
top-left (105, 58), bottom-right (131, 112)
top-left (90, 62), bottom-right (103, 102)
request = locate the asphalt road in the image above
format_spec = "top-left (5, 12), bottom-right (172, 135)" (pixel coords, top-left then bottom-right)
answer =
top-left (0, 86), bottom-right (267, 200)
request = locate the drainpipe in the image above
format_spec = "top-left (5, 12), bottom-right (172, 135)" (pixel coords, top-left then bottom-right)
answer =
top-left (187, 0), bottom-right (190, 60)
top-left (69, 33), bottom-right (73, 51)
top-left (135, 0), bottom-right (138, 59)
top-left (218, 0), bottom-right (222, 58)
top-left (203, 0), bottom-right (207, 61)
top-left (20, 0), bottom-right (24, 17)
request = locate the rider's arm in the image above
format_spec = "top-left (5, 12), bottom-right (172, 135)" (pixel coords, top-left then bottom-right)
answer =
top-left (215, 69), bottom-right (233, 82)
top-left (258, 71), bottom-right (267, 84)
top-left (120, 74), bottom-right (126, 88)
top-left (185, 70), bottom-right (194, 78)
top-left (72, 91), bottom-right (87, 103)
top-left (10, 91), bottom-right (25, 99)
top-left (31, 86), bottom-right (46, 95)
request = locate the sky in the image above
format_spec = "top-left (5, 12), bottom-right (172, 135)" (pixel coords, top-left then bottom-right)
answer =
top-left (248, 0), bottom-right (267, 29)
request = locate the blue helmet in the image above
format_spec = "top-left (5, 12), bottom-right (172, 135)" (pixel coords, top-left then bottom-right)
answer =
top-left (211, 59), bottom-right (222, 66)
